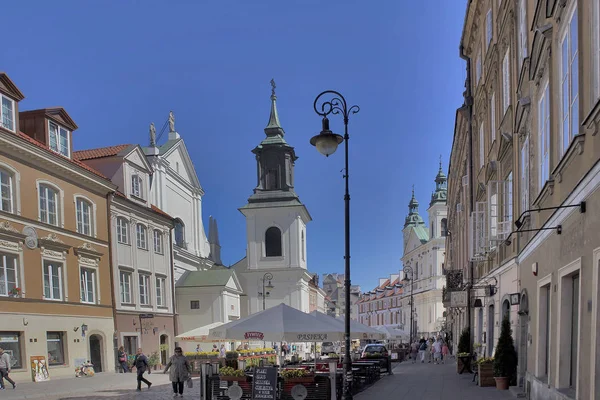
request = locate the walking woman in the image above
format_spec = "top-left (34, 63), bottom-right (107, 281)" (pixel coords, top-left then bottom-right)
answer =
top-left (164, 347), bottom-right (191, 397)
top-left (118, 346), bottom-right (129, 373)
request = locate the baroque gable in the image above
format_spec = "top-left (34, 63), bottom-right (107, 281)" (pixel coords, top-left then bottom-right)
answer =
top-left (163, 140), bottom-right (203, 192)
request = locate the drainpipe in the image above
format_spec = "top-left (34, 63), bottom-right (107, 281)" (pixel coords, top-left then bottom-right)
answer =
top-left (106, 192), bottom-right (119, 373)
top-left (459, 44), bottom-right (475, 360)
top-left (169, 226), bottom-right (178, 348)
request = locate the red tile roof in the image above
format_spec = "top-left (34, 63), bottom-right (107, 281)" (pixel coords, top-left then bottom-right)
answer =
top-left (16, 132), bottom-right (110, 180)
top-left (73, 144), bottom-right (133, 161)
top-left (114, 191), bottom-right (173, 220)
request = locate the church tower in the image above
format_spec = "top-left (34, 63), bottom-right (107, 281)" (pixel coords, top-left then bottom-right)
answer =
top-left (427, 157), bottom-right (448, 239)
top-left (402, 185), bottom-right (427, 251)
top-left (239, 81), bottom-right (311, 270)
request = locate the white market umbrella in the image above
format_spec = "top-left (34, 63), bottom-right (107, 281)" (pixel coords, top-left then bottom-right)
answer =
top-left (209, 303), bottom-right (345, 342)
top-left (373, 325), bottom-right (409, 341)
top-left (176, 322), bottom-right (227, 342)
top-left (334, 317), bottom-right (387, 340)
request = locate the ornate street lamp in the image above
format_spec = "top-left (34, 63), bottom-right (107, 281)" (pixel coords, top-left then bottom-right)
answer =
top-left (310, 90), bottom-right (359, 400)
top-left (260, 272), bottom-right (274, 311)
top-left (402, 267), bottom-right (415, 345)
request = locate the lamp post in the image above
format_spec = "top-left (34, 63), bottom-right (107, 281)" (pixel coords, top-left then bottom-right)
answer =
top-left (260, 272), bottom-right (274, 311)
top-left (402, 267), bottom-right (415, 345)
top-left (310, 90), bottom-right (359, 400)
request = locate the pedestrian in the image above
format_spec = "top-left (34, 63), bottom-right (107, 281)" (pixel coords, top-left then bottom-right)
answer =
top-left (0, 347), bottom-right (16, 390)
top-left (164, 346), bottom-right (192, 398)
top-left (418, 337), bottom-right (427, 363)
top-left (133, 348), bottom-right (152, 392)
top-left (219, 344), bottom-right (226, 358)
top-left (429, 338), bottom-right (435, 363)
top-left (441, 341), bottom-right (449, 364)
top-left (118, 346), bottom-right (129, 373)
top-left (433, 338), bottom-right (442, 364)
top-left (410, 341), bottom-right (418, 364)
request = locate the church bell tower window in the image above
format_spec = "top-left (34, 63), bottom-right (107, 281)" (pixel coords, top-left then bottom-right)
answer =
top-left (266, 169), bottom-right (279, 190)
top-left (265, 226), bottom-right (282, 257)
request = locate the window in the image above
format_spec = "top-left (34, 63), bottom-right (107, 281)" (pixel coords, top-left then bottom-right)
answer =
top-left (190, 300), bottom-right (200, 310)
top-left (46, 332), bottom-right (65, 365)
top-left (136, 224), bottom-right (147, 250)
top-left (538, 80), bottom-right (550, 189)
top-left (1, 95), bottom-right (15, 132)
top-left (76, 198), bottom-right (93, 236)
top-left (0, 332), bottom-right (22, 368)
top-left (153, 230), bottom-right (163, 254)
top-left (539, 284), bottom-right (551, 376)
top-left (48, 122), bottom-right (69, 157)
top-left (174, 219), bottom-right (185, 248)
top-left (490, 92), bottom-right (496, 142)
top-left (479, 123), bottom-right (485, 168)
top-left (0, 168), bottom-right (14, 212)
top-left (441, 218), bottom-right (447, 237)
top-left (476, 49), bottom-right (482, 83)
top-left (79, 267), bottom-right (96, 304)
top-left (502, 49), bottom-right (510, 114)
top-left (123, 336), bottom-right (138, 356)
top-left (39, 184), bottom-right (59, 226)
top-left (119, 271), bottom-right (132, 304)
top-left (43, 261), bottom-right (63, 301)
top-left (266, 169), bottom-right (279, 190)
top-left (156, 277), bottom-right (165, 307)
top-left (560, 6), bottom-right (579, 155)
top-left (0, 253), bottom-right (18, 297)
top-left (117, 217), bottom-right (129, 244)
top-left (139, 274), bottom-right (150, 305)
top-left (131, 175), bottom-right (143, 198)
top-left (504, 172), bottom-right (513, 229)
top-left (518, 0), bottom-right (528, 67)
top-left (486, 9), bottom-right (493, 50)
top-left (521, 137), bottom-right (530, 212)
top-left (301, 230), bottom-right (305, 261)
top-left (265, 226), bottom-right (282, 257)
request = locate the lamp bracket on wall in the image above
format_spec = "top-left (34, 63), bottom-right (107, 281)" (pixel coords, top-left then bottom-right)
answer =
top-left (514, 201), bottom-right (586, 229)
top-left (504, 225), bottom-right (562, 246)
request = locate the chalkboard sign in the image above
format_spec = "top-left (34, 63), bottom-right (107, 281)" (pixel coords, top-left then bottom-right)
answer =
top-left (252, 366), bottom-right (277, 400)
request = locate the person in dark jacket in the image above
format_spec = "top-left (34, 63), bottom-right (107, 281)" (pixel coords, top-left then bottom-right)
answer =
top-left (164, 347), bottom-right (192, 397)
top-left (133, 348), bottom-right (152, 391)
top-left (118, 347), bottom-right (129, 373)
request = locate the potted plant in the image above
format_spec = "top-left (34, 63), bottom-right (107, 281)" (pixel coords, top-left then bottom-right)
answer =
top-left (493, 316), bottom-right (517, 390)
top-left (9, 287), bottom-right (21, 297)
top-left (147, 352), bottom-right (160, 370)
top-left (476, 357), bottom-right (494, 387)
top-left (281, 368), bottom-right (314, 383)
top-left (456, 327), bottom-right (471, 374)
top-left (219, 366), bottom-right (247, 382)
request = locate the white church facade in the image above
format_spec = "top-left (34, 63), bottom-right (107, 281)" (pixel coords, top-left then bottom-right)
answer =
top-left (400, 163), bottom-right (448, 339)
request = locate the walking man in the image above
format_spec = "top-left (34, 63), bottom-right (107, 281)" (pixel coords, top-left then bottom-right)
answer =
top-left (133, 348), bottom-right (152, 392)
top-left (0, 348), bottom-right (16, 390)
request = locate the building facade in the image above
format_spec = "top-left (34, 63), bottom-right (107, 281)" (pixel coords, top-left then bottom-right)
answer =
top-left (448, 1), bottom-right (600, 398)
top-left (308, 275), bottom-right (326, 313)
top-left (356, 275), bottom-right (407, 331)
top-left (232, 84), bottom-right (314, 316)
top-left (321, 273), bottom-right (361, 320)
top-left (144, 115), bottom-right (212, 282)
top-left (74, 144), bottom-right (176, 366)
top-left (0, 73), bottom-right (117, 379)
top-left (400, 165), bottom-right (447, 339)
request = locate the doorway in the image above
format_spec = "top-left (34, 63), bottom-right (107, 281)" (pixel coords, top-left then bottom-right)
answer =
top-left (160, 334), bottom-right (168, 365)
top-left (487, 304), bottom-right (495, 357)
top-left (89, 335), bottom-right (103, 372)
top-left (518, 293), bottom-right (529, 387)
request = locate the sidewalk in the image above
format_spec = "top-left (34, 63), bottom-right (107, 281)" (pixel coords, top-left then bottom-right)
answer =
top-left (0, 371), bottom-right (196, 400)
top-left (355, 360), bottom-right (515, 400)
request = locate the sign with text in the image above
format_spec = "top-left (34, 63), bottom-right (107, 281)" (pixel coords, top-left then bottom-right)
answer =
top-left (139, 314), bottom-right (154, 319)
top-left (252, 366), bottom-right (277, 400)
top-left (244, 331), bottom-right (264, 340)
top-left (296, 333), bottom-right (327, 341)
top-left (450, 291), bottom-right (468, 308)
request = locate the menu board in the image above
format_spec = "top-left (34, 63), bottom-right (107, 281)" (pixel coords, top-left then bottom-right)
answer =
top-left (252, 366), bottom-right (277, 400)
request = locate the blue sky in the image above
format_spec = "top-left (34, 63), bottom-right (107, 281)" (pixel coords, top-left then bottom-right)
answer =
top-left (4, 0), bottom-right (465, 291)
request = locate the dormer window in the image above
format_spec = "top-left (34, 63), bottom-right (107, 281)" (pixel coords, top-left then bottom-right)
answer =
top-left (48, 121), bottom-right (70, 157)
top-left (1, 95), bottom-right (15, 132)
top-left (131, 175), bottom-right (143, 198)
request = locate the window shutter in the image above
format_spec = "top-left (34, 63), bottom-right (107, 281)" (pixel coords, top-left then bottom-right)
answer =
top-left (521, 137), bottom-right (530, 213)
top-left (470, 202), bottom-right (488, 261)
top-left (486, 9), bottom-right (493, 48)
top-left (502, 49), bottom-right (510, 114)
top-left (490, 93), bottom-right (496, 142)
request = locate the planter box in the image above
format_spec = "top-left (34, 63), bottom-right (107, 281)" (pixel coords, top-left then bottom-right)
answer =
top-left (220, 376), bottom-right (247, 382)
top-left (478, 363), bottom-right (495, 387)
top-left (456, 357), bottom-right (471, 374)
top-left (285, 377), bottom-right (315, 384)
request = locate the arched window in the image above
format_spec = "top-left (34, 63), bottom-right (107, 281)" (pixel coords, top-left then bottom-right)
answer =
top-left (136, 223), bottom-right (148, 250)
top-left (265, 227), bottom-right (282, 257)
top-left (39, 183), bottom-right (61, 226)
top-left (174, 219), bottom-right (185, 248)
top-left (0, 167), bottom-right (15, 213)
top-left (75, 197), bottom-right (94, 236)
top-left (502, 299), bottom-right (510, 322)
top-left (441, 218), bottom-right (448, 237)
top-left (301, 230), bottom-right (305, 261)
top-left (116, 217), bottom-right (129, 244)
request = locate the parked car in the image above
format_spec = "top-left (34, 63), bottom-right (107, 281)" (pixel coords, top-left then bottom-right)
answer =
top-left (321, 342), bottom-right (339, 355)
top-left (361, 344), bottom-right (390, 368)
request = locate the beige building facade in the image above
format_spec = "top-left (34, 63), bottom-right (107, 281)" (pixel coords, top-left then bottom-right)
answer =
top-left (447, 1), bottom-right (600, 399)
top-left (0, 73), bottom-right (117, 380)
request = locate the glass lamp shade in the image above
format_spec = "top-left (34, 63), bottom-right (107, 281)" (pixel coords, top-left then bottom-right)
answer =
top-left (310, 132), bottom-right (344, 157)
top-left (266, 281), bottom-right (274, 290)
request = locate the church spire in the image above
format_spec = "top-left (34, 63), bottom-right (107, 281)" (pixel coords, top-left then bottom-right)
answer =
top-left (208, 216), bottom-right (222, 265)
top-left (264, 79), bottom-right (285, 137)
top-left (404, 184), bottom-right (425, 228)
top-left (430, 155), bottom-right (448, 206)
